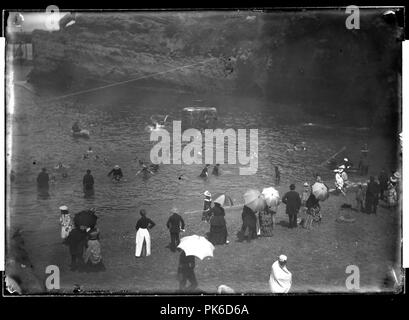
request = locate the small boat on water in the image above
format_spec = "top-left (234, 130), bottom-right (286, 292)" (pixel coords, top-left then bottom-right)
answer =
top-left (72, 129), bottom-right (90, 138)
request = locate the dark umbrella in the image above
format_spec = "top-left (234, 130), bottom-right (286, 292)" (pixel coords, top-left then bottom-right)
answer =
top-left (74, 210), bottom-right (97, 228)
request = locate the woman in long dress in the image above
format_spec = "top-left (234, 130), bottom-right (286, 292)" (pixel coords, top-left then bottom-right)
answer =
top-left (259, 197), bottom-right (280, 237)
top-left (135, 209), bottom-right (156, 257)
top-left (208, 202), bottom-right (228, 245)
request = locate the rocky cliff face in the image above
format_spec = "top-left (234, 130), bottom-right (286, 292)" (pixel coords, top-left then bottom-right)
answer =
top-left (28, 10), bottom-right (402, 126)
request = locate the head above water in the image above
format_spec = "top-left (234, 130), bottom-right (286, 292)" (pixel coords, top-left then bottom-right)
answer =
top-left (290, 184), bottom-right (295, 190)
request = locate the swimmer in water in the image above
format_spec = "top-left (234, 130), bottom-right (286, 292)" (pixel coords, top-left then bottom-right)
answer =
top-left (136, 164), bottom-right (154, 176)
top-left (212, 164), bottom-right (220, 176)
top-left (108, 165), bottom-right (123, 181)
top-left (199, 164), bottom-right (210, 178)
top-left (72, 121), bottom-right (81, 133)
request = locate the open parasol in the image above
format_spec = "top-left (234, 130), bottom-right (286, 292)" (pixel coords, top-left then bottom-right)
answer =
top-left (261, 187), bottom-right (280, 207)
top-left (177, 235), bottom-right (215, 260)
top-left (312, 182), bottom-right (329, 201)
top-left (244, 189), bottom-right (266, 212)
top-left (212, 193), bottom-right (234, 207)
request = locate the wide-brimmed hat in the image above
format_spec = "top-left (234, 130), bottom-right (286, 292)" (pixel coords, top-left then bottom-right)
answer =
top-left (114, 165), bottom-right (120, 169)
top-left (204, 190), bottom-right (211, 197)
top-left (390, 176), bottom-right (398, 183)
top-left (59, 205), bottom-right (68, 211)
top-left (279, 254), bottom-right (287, 262)
top-left (394, 172), bottom-right (401, 179)
top-left (170, 207), bottom-right (179, 214)
top-left (303, 182), bottom-right (309, 187)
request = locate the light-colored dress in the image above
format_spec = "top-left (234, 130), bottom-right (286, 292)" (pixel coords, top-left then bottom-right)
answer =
top-left (269, 260), bottom-right (292, 293)
top-left (83, 239), bottom-right (102, 264)
top-left (59, 214), bottom-right (72, 239)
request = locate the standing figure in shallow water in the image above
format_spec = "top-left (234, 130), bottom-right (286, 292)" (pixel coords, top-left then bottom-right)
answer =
top-left (83, 169), bottom-right (95, 198)
top-left (108, 165), bottom-right (123, 182)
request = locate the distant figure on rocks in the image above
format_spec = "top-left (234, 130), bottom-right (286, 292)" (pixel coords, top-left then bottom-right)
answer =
top-left (108, 165), bottom-right (123, 182)
top-left (59, 205), bottom-right (72, 241)
top-left (83, 169), bottom-right (94, 198)
top-left (177, 249), bottom-right (198, 292)
top-left (135, 209), bottom-right (156, 257)
top-left (282, 184), bottom-right (301, 229)
top-left (202, 191), bottom-right (212, 222)
top-left (212, 164), bottom-right (220, 176)
top-left (199, 164), bottom-right (210, 178)
top-left (355, 183), bottom-right (365, 212)
top-left (365, 176), bottom-right (380, 214)
top-left (166, 207), bottom-right (185, 252)
top-left (275, 166), bottom-right (280, 185)
top-left (269, 255), bottom-right (292, 293)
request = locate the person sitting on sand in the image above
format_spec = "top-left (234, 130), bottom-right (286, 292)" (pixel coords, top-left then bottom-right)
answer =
top-left (177, 249), bottom-right (198, 292)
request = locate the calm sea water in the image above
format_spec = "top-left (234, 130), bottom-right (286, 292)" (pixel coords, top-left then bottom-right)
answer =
top-left (9, 81), bottom-right (386, 232)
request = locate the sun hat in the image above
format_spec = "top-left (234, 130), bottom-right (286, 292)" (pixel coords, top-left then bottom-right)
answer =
top-left (204, 190), bottom-right (211, 197)
top-left (114, 165), bottom-right (120, 169)
top-left (59, 205), bottom-right (68, 211)
top-left (394, 172), bottom-right (401, 179)
top-left (279, 254), bottom-right (287, 262)
top-left (303, 182), bottom-right (309, 187)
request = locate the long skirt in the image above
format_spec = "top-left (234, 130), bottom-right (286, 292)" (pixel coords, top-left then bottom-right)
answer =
top-left (259, 212), bottom-right (274, 237)
top-left (208, 225), bottom-right (227, 245)
top-left (135, 228), bottom-right (151, 257)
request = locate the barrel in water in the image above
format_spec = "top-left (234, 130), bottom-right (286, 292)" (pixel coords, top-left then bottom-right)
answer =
top-left (182, 107), bottom-right (218, 130)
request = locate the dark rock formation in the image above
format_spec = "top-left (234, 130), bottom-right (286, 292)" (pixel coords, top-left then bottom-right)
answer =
top-left (28, 10), bottom-right (402, 127)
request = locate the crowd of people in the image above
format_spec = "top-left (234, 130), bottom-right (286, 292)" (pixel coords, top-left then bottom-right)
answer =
top-left (29, 139), bottom-right (400, 293)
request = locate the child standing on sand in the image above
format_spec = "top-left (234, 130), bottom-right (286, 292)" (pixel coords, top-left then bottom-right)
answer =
top-left (59, 205), bottom-right (72, 241)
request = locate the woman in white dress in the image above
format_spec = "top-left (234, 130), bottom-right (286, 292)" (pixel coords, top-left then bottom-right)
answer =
top-left (59, 205), bottom-right (72, 240)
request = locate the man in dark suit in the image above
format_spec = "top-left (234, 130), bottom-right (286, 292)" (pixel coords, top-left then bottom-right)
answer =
top-left (282, 184), bottom-right (301, 228)
top-left (166, 207), bottom-right (185, 252)
top-left (365, 176), bottom-right (380, 214)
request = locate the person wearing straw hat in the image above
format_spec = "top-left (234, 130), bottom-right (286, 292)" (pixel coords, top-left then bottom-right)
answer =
top-left (59, 205), bottom-right (72, 241)
top-left (135, 209), bottom-right (156, 257)
top-left (166, 208), bottom-right (185, 252)
top-left (269, 255), bottom-right (292, 293)
top-left (202, 191), bottom-right (212, 222)
top-left (108, 165), bottom-right (123, 182)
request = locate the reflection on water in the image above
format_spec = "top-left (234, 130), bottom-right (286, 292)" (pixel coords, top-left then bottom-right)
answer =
top-left (9, 85), bottom-right (382, 230)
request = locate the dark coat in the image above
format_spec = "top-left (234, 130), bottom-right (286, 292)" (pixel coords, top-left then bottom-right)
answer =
top-left (241, 205), bottom-right (257, 226)
top-left (306, 194), bottom-right (320, 209)
top-left (282, 190), bottom-right (301, 215)
top-left (178, 251), bottom-right (195, 271)
top-left (83, 173), bottom-right (94, 189)
top-left (210, 204), bottom-right (226, 226)
top-left (366, 181), bottom-right (380, 199)
top-left (167, 213), bottom-right (185, 233)
top-left (66, 228), bottom-right (87, 255)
